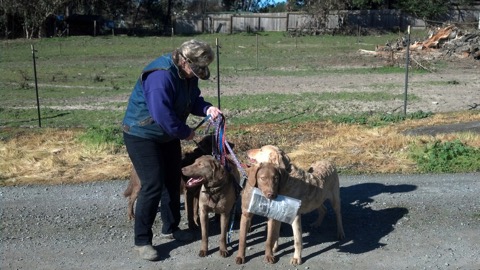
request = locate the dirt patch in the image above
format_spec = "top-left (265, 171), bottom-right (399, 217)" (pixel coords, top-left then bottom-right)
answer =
top-left (201, 58), bottom-right (480, 116)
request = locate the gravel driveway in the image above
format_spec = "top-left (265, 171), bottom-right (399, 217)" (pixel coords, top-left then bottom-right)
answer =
top-left (1, 173), bottom-right (479, 270)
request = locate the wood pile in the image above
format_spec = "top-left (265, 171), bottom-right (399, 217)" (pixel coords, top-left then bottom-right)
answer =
top-left (359, 25), bottom-right (480, 62)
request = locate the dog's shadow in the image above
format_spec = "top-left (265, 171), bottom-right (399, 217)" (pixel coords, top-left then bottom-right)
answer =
top-left (231, 182), bottom-right (416, 263)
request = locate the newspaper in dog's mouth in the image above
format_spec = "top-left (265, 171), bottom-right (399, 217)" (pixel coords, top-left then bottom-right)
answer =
top-left (247, 187), bottom-right (301, 224)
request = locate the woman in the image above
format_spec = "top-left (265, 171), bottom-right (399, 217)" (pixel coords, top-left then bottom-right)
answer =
top-left (122, 39), bottom-right (222, 261)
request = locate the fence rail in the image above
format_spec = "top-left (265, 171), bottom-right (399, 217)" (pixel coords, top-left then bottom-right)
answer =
top-left (173, 8), bottom-right (480, 35)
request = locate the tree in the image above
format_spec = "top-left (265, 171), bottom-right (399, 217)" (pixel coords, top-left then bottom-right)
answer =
top-left (0, 0), bottom-right (125, 38)
top-left (351, 0), bottom-right (392, 9)
top-left (396, 0), bottom-right (449, 22)
top-left (13, 0), bottom-right (70, 38)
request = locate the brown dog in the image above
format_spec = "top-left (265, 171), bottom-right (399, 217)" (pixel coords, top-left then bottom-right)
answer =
top-left (123, 135), bottom-right (222, 230)
top-left (237, 145), bottom-right (345, 265)
top-left (235, 162), bottom-right (285, 265)
top-left (182, 155), bottom-right (240, 257)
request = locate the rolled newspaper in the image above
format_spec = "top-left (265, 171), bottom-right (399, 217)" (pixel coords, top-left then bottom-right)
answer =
top-left (247, 187), bottom-right (301, 224)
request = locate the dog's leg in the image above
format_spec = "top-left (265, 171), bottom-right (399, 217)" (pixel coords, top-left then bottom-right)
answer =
top-left (265, 218), bottom-right (280, 264)
top-left (310, 204), bottom-right (327, 228)
top-left (332, 192), bottom-right (345, 239)
top-left (198, 205), bottom-right (210, 257)
top-left (218, 212), bottom-right (230, 257)
top-left (290, 215), bottom-right (303, 265)
top-left (125, 168), bottom-right (139, 221)
top-left (272, 220), bottom-right (281, 253)
top-left (185, 188), bottom-right (196, 229)
top-left (127, 198), bottom-right (135, 221)
top-left (193, 188), bottom-right (200, 226)
top-left (235, 212), bottom-right (253, 264)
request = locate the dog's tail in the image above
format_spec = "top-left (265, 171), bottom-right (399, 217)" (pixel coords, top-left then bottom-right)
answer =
top-left (123, 168), bottom-right (138, 197)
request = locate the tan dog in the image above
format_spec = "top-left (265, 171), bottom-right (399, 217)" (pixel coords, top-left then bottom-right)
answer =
top-left (182, 155), bottom-right (240, 257)
top-left (123, 135), bottom-right (221, 230)
top-left (242, 145), bottom-right (345, 265)
top-left (235, 162), bottom-right (286, 265)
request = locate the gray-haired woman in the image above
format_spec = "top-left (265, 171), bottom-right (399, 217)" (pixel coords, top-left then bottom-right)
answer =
top-left (122, 39), bottom-right (222, 261)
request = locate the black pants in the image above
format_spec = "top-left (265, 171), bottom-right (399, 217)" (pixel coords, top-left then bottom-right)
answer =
top-left (123, 132), bottom-right (182, 246)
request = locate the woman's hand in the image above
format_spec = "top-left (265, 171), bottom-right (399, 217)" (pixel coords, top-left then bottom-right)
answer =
top-left (206, 106), bottom-right (222, 120)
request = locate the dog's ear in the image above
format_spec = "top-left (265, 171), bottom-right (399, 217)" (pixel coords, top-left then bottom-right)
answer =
top-left (268, 152), bottom-right (280, 168)
top-left (282, 152), bottom-right (290, 170)
top-left (246, 165), bottom-right (259, 187)
top-left (269, 150), bottom-right (289, 170)
top-left (211, 159), bottom-right (225, 180)
top-left (279, 150), bottom-right (291, 170)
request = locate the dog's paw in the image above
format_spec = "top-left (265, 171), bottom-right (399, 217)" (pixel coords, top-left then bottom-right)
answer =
top-left (264, 255), bottom-right (276, 264)
top-left (338, 230), bottom-right (345, 240)
top-left (235, 256), bottom-right (245, 264)
top-left (198, 250), bottom-right (207, 257)
top-left (290, 257), bottom-right (302, 265)
top-left (219, 249), bottom-right (229, 257)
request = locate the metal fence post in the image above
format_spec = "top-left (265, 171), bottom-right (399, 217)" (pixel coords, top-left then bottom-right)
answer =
top-left (216, 38), bottom-right (221, 109)
top-left (31, 44), bottom-right (41, 127)
top-left (403, 25), bottom-right (411, 116)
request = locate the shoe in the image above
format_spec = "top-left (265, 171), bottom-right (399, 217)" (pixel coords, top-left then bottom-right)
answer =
top-left (134, 245), bottom-right (159, 261)
top-left (160, 233), bottom-right (174, 240)
top-left (161, 229), bottom-right (194, 242)
top-left (173, 229), bottom-right (194, 242)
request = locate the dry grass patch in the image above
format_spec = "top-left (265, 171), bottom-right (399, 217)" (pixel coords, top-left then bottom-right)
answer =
top-left (1, 111), bottom-right (479, 186)
top-left (0, 128), bottom-right (131, 186)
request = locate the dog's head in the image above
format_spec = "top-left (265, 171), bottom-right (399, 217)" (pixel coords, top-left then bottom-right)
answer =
top-left (182, 155), bottom-right (226, 189)
top-left (246, 162), bottom-right (287, 200)
top-left (246, 145), bottom-right (291, 171)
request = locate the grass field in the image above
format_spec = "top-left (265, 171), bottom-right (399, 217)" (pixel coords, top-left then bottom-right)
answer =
top-left (0, 32), bottom-right (415, 128)
top-left (1, 31), bottom-right (479, 186)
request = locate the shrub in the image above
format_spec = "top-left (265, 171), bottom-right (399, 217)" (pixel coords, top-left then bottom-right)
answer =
top-left (410, 139), bottom-right (480, 173)
top-left (76, 126), bottom-right (124, 152)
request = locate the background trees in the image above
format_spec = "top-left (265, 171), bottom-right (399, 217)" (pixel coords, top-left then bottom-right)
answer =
top-left (0, 0), bottom-right (477, 39)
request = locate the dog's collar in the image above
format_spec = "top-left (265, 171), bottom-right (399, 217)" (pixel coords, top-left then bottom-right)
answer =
top-left (202, 173), bottom-right (235, 203)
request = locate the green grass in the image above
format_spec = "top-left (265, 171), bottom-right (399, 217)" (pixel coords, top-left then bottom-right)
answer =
top-left (0, 107), bottom-right (124, 128)
top-left (331, 110), bottom-right (432, 126)
top-left (410, 140), bottom-right (480, 173)
top-left (204, 92), bottom-right (420, 125)
top-left (0, 32), bottom-right (412, 92)
top-left (2, 32), bottom-right (431, 128)
top-left (0, 90), bottom-right (419, 127)
top-left (77, 125), bottom-right (124, 150)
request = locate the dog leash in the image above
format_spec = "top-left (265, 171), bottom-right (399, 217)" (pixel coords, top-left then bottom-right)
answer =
top-left (211, 115), bottom-right (247, 182)
top-left (192, 114), bottom-right (211, 132)
top-left (209, 115), bottom-right (249, 246)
